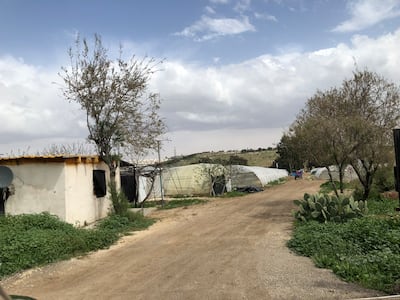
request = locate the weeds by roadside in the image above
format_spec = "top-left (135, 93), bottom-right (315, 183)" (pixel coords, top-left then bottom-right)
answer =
top-left (138, 198), bottom-right (207, 210)
top-left (0, 212), bottom-right (155, 279)
top-left (219, 191), bottom-right (247, 198)
top-left (289, 181), bottom-right (400, 294)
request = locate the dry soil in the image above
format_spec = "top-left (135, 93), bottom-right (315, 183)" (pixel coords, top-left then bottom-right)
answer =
top-left (2, 178), bottom-right (385, 300)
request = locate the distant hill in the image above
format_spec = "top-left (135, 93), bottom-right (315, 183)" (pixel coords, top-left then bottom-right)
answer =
top-left (162, 148), bottom-right (278, 168)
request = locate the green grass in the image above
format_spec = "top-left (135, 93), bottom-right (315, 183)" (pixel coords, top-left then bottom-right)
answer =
top-left (138, 198), bottom-right (208, 210)
top-left (319, 180), bottom-right (352, 194)
top-left (267, 178), bottom-right (287, 187)
top-left (0, 212), bottom-right (155, 279)
top-left (162, 198), bottom-right (207, 209)
top-left (368, 198), bottom-right (399, 215)
top-left (288, 198), bottom-right (400, 294)
top-left (219, 191), bottom-right (248, 198)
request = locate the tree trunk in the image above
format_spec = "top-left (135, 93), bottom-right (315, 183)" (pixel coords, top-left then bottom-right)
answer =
top-left (362, 171), bottom-right (372, 200)
top-left (326, 167), bottom-right (339, 198)
top-left (338, 164), bottom-right (345, 194)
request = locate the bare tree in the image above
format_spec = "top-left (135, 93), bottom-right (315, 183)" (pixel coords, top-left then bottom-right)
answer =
top-left (59, 34), bottom-right (165, 186)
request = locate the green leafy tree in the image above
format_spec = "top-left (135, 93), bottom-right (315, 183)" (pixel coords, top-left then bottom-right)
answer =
top-left (276, 132), bottom-right (305, 172)
top-left (294, 87), bottom-right (364, 195)
top-left (341, 70), bottom-right (400, 199)
top-left (290, 69), bottom-right (400, 200)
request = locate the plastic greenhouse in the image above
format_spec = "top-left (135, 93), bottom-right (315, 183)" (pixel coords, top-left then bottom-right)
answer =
top-left (160, 163), bottom-right (226, 197)
top-left (229, 165), bottom-right (288, 188)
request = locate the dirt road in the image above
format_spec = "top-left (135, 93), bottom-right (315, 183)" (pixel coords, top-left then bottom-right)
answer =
top-left (2, 179), bottom-right (383, 299)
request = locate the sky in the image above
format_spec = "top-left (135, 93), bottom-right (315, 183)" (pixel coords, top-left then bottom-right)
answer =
top-left (1, 0), bottom-right (400, 160)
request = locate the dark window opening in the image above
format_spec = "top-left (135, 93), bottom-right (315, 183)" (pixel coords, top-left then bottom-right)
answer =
top-left (121, 174), bottom-right (136, 203)
top-left (93, 170), bottom-right (107, 197)
top-left (212, 175), bottom-right (226, 196)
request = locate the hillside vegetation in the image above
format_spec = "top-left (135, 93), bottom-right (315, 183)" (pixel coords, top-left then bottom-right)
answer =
top-left (163, 148), bottom-right (278, 168)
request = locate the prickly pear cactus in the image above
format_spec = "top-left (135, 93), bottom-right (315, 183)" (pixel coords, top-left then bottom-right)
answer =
top-left (293, 193), bottom-right (367, 223)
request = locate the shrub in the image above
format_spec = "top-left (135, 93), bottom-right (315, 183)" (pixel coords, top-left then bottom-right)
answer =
top-left (97, 212), bottom-right (156, 233)
top-left (109, 182), bottom-right (130, 216)
top-left (352, 165), bottom-right (395, 202)
top-left (320, 180), bottom-right (340, 194)
top-left (367, 198), bottom-right (399, 215)
top-left (0, 212), bottom-right (155, 278)
top-left (293, 193), bottom-right (367, 223)
top-left (373, 165), bottom-right (395, 193)
top-left (288, 214), bottom-right (400, 293)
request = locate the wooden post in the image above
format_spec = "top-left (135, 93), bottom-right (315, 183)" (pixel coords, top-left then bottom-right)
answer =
top-left (393, 129), bottom-right (400, 211)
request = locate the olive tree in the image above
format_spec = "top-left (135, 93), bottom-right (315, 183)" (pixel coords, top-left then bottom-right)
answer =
top-left (294, 87), bottom-right (365, 195)
top-left (341, 70), bottom-right (400, 199)
top-left (291, 70), bottom-right (400, 200)
top-left (60, 34), bottom-right (165, 186)
top-left (276, 131), bottom-right (305, 172)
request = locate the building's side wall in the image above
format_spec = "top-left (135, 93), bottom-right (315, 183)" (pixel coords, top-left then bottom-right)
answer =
top-left (5, 163), bottom-right (67, 220)
top-left (64, 161), bottom-right (116, 226)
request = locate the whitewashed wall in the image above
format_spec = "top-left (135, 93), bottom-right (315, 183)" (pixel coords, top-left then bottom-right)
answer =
top-left (2, 157), bottom-right (120, 226)
top-left (5, 163), bottom-right (67, 219)
top-left (64, 161), bottom-right (113, 226)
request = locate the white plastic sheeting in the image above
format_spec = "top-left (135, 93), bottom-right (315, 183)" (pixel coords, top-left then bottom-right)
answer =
top-left (156, 163), bottom-right (225, 197)
top-left (229, 165), bottom-right (288, 188)
top-left (148, 164), bottom-right (289, 198)
top-left (135, 166), bottom-right (162, 202)
top-left (137, 176), bottom-right (161, 203)
top-left (311, 165), bottom-right (358, 182)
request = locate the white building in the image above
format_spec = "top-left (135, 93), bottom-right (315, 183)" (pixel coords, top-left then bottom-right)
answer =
top-left (0, 155), bottom-right (119, 226)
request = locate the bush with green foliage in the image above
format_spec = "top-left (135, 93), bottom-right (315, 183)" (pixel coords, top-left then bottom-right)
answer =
top-left (293, 193), bottom-right (367, 223)
top-left (289, 193), bottom-right (400, 293)
top-left (319, 180), bottom-right (352, 194)
top-left (373, 165), bottom-right (395, 193)
top-left (288, 213), bottom-right (400, 293)
top-left (353, 184), bottom-right (385, 202)
top-left (351, 165), bottom-right (395, 202)
top-left (109, 182), bottom-right (130, 216)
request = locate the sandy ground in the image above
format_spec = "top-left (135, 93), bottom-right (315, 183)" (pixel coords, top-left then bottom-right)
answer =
top-left (1, 178), bottom-right (385, 300)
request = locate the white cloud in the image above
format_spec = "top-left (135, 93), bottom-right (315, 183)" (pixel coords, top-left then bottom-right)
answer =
top-left (175, 15), bottom-right (255, 41)
top-left (0, 56), bottom-right (86, 148)
top-left (332, 0), bottom-right (400, 32)
top-left (204, 6), bottom-right (216, 14)
top-left (209, 0), bottom-right (229, 4)
top-left (153, 28), bottom-right (400, 155)
top-left (234, 0), bottom-right (251, 13)
top-left (2, 28), bottom-right (400, 158)
top-left (254, 12), bottom-right (278, 22)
